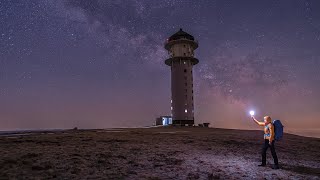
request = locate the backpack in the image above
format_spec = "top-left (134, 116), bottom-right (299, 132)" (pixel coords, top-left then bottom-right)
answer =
top-left (272, 119), bottom-right (284, 141)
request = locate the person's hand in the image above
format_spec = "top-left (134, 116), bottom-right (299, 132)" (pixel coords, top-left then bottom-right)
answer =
top-left (269, 140), bottom-right (273, 145)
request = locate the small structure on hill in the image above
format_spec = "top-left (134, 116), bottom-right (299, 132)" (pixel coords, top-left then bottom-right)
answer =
top-left (198, 123), bottom-right (210, 127)
top-left (155, 116), bottom-right (173, 126)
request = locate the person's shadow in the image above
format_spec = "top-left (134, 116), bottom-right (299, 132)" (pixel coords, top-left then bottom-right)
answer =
top-left (280, 164), bottom-right (320, 177)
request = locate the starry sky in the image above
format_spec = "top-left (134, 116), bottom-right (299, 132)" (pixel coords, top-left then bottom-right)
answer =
top-left (0, 0), bottom-right (320, 131)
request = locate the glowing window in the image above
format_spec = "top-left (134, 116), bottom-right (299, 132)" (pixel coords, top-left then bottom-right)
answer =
top-left (185, 109), bottom-right (188, 113)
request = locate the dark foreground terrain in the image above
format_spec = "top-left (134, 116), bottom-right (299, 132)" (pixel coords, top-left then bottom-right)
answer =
top-left (0, 127), bottom-right (319, 179)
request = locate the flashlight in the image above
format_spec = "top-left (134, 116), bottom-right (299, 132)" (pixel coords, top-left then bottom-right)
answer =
top-left (249, 111), bottom-right (255, 116)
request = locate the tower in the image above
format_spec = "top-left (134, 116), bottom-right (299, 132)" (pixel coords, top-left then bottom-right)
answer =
top-left (164, 28), bottom-right (199, 126)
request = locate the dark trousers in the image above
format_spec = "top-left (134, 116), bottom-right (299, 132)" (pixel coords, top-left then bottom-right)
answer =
top-left (262, 139), bottom-right (278, 165)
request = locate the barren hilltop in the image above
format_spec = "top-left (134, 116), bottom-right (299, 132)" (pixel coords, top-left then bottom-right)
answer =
top-left (1, 127), bottom-right (319, 179)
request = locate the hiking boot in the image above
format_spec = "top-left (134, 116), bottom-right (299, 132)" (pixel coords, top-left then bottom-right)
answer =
top-left (272, 164), bottom-right (279, 169)
top-left (258, 164), bottom-right (266, 167)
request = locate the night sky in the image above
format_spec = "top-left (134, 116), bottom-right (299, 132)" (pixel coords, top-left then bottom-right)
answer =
top-left (1, 0), bottom-right (320, 131)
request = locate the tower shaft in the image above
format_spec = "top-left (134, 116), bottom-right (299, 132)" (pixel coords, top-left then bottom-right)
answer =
top-left (171, 58), bottom-right (194, 125)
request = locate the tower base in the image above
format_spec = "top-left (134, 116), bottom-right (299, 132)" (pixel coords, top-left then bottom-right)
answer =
top-left (172, 120), bottom-right (194, 126)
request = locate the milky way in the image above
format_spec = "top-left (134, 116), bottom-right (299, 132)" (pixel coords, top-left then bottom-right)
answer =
top-left (0, 0), bottom-right (320, 130)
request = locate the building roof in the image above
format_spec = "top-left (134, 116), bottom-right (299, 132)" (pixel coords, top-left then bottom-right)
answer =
top-left (168, 28), bottom-right (195, 41)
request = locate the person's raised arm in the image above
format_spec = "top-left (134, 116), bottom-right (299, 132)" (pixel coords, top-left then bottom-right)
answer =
top-left (251, 116), bottom-right (265, 126)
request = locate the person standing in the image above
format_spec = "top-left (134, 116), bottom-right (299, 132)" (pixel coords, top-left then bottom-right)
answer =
top-left (252, 115), bottom-right (279, 169)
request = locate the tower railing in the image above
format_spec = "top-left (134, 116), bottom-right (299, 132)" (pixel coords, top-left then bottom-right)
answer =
top-left (164, 38), bottom-right (198, 46)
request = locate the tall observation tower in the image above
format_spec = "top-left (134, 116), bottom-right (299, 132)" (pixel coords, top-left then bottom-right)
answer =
top-left (164, 28), bottom-right (199, 126)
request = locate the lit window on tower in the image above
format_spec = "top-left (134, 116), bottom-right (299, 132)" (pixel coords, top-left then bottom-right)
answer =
top-left (185, 109), bottom-right (188, 113)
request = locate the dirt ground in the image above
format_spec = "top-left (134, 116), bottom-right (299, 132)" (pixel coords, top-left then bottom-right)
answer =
top-left (0, 127), bottom-right (319, 179)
